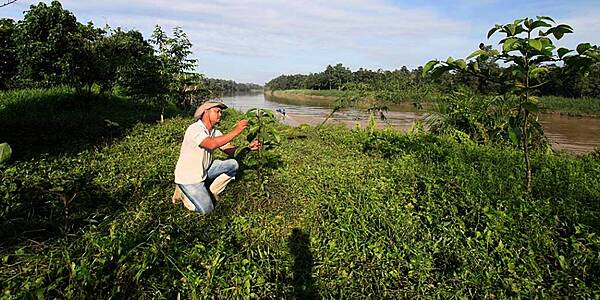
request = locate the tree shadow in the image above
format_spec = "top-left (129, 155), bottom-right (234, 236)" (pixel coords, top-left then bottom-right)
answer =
top-left (0, 91), bottom-right (182, 162)
top-left (288, 228), bottom-right (319, 299)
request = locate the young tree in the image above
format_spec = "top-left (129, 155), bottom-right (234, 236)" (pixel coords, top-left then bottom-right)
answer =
top-left (424, 16), bottom-right (600, 192)
top-left (150, 25), bottom-right (197, 121)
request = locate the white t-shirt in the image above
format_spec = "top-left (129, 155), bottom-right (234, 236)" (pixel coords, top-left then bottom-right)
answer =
top-left (174, 121), bottom-right (229, 184)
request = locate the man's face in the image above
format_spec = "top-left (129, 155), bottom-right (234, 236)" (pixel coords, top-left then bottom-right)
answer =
top-left (208, 107), bottom-right (222, 125)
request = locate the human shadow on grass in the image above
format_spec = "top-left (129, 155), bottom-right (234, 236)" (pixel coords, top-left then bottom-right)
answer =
top-left (288, 228), bottom-right (320, 299)
top-left (0, 92), bottom-right (181, 162)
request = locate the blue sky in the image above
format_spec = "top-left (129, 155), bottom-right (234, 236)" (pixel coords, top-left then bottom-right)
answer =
top-left (3, 0), bottom-right (599, 84)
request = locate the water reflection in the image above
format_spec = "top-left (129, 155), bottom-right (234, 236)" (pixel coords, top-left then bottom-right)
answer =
top-left (220, 92), bottom-right (599, 153)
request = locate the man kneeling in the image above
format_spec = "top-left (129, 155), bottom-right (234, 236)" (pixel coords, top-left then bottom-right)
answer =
top-left (172, 101), bottom-right (260, 214)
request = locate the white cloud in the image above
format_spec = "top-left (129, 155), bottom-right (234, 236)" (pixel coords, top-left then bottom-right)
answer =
top-left (28, 0), bottom-right (469, 82)
top-left (7, 0), bottom-right (596, 83)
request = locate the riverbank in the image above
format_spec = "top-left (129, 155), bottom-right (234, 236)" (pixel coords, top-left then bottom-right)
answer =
top-left (223, 93), bottom-right (600, 154)
top-left (266, 89), bottom-right (600, 116)
top-left (266, 89), bottom-right (340, 102)
top-left (277, 111), bottom-right (600, 154)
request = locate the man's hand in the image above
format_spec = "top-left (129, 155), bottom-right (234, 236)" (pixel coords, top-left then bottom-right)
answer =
top-left (234, 119), bottom-right (249, 133)
top-left (248, 139), bottom-right (261, 151)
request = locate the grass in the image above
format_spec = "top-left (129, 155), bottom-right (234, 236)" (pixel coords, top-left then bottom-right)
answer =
top-left (1, 88), bottom-right (599, 298)
top-left (538, 95), bottom-right (600, 115)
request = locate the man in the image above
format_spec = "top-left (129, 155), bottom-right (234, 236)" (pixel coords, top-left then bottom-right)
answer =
top-left (172, 101), bottom-right (260, 214)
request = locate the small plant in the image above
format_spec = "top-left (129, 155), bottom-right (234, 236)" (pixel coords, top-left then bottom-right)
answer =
top-left (242, 108), bottom-right (281, 190)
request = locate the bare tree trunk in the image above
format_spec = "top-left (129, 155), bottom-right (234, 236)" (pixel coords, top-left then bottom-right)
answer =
top-left (523, 110), bottom-right (532, 193)
top-left (523, 31), bottom-right (532, 193)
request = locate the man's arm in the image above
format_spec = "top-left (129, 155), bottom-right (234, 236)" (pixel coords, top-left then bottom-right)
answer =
top-left (200, 120), bottom-right (247, 151)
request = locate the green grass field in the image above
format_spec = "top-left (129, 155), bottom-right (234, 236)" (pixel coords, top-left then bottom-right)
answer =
top-left (1, 89), bottom-right (599, 298)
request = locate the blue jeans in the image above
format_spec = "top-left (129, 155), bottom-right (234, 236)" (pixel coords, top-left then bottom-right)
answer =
top-left (178, 159), bottom-right (238, 214)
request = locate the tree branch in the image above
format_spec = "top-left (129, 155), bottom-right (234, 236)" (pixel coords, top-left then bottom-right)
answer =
top-left (0, 0), bottom-right (19, 8)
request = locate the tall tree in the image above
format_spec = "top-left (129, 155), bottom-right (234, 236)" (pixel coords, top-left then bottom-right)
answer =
top-left (150, 25), bottom-right (197, 120)
top-left (14, 1), bottom-right (80, 87)
top-left (0, 18), bottom-right (17, 89)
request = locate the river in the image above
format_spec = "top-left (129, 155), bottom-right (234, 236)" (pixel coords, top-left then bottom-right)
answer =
top-left (221, 92), bottom-right (600, 154)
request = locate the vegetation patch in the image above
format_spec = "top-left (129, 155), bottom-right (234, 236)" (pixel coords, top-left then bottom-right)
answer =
top-left (2, 97), bottom-right (599, 297)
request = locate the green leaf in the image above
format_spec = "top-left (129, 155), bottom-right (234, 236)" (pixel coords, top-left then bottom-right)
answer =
top-left (454, 59), bottom-right (467, 70)
top-left (246, 131), bottom-right (257, 143)
top-left (258, 131), bottom-right (271, 141)
top-left (514, 25), bottom-right (525, 35)
top-left (249, 125), bottom-right (260, 134)
top-left (577, 43), bottom-right (592, 55)
top-left (522, 102), bottom-right (540, 113)
top-left (536, 16), bottom-right (555, 23)
top-left (245, 108), bottom-right (257, 118)
top-left (539, 37), bottom-right (553, 48)
top-left (263, 109), bottom-right (275, 118)
top-left (512, 18), bottom-right (524, 26)
top-left (505, 24), bottom-right (517, 36)
top-left (529, 20), bottom-right (551, 30)
top-left (553, 31), bottom-right (564, 40)
top-left (488, 49), bottom-right (500, 56)
top-left (446, 56), bottom-right (455, 64)
top-left (557, 47), bottom-right (572, 59)
top-left (487, 26), bottom-right (501, 38)
top-left (503, 38), bottom-right (519, 52)
top-left (234, 146), bottom-right (245, 158)
top-left (509, 127), bottom-right (519, 144)
top-left (548, 24), bottom-right (574, 40)
top-left (558, 24), bottom-right (574, 32)
top-left (528, 39), bottom-right (542, 51)
top-left (529, 66), bottom-right (548, 79)
top-left (0, 143), bottom-right (11, 164)
top-left (430, 65), bottom-right (451, 78)
top-left (466, 49), bottom-right (487, 60)
top-left (422, 60), bottom-right (439, 76)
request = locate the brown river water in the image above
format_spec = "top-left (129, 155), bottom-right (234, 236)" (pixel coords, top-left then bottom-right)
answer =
top-left (221, 93), bottom-right (600, 154)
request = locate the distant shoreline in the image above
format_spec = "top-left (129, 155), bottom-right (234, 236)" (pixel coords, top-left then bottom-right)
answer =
top-left (265, 89), bottom-right (600, 117)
